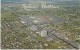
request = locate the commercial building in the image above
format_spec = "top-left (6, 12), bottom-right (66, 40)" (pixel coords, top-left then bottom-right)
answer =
top-left (41, 30), bottom-right (48, 37)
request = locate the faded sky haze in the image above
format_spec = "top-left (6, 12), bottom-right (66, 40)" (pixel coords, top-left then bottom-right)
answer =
top-left (2, 0), bottom-right (77, 3)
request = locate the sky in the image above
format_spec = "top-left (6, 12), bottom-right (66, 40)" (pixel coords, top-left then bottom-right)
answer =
top-left (1, 0), bottom-right (76, 3)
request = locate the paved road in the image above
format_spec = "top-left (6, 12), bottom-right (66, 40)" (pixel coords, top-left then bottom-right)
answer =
top-left (50, 32), bottom-right (79, 49)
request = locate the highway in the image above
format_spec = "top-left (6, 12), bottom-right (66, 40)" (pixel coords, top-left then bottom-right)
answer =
top-left (50, 31), bottom-right (79, 49)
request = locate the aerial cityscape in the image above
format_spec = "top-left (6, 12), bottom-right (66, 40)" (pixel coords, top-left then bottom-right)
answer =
top-left (1, 0), bottom-right (80, 49)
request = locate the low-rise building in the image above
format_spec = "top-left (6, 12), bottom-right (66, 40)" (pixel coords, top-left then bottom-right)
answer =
top-left (30, 25), bottom-right (37, 31)
top-left (41, 30), bottom-right (48, 37)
